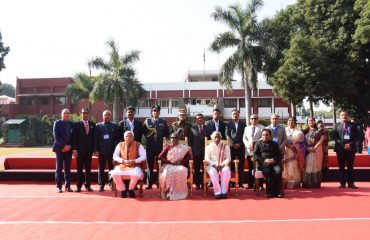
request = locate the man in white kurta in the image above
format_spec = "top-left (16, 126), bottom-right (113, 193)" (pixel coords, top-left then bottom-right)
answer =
top-left (110, 131), bottom-right (146, 198)
top-left (205, 131), bottom-right (231, 199)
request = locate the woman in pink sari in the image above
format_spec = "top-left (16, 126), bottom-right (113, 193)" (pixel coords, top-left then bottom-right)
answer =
top-left (158, 132), bottom-right (192, 200)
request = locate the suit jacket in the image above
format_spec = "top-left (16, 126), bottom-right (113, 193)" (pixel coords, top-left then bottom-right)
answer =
top-left (119, 118), bottom-right (143, 143)
top-left (253, 139), bottom-right (282, 168)
top-left (226, 120), bottom-right (246, 148)
top-left (266, 124), bottom-right (287, 151)
top-left (205, 119), bottom-right (227, 139)
top-left (52, 119), bottom-right (74, 153)
top-left (143, 118), bottom-right (170, 152)
top-left (333, 121), bottom-right (358, 153)
top-left (95, 122), bottom-right (120, 155)
top-left (243, 124), bottom-right (265, 156)
top-left (72, 120), bottom-right (96, 155)
top-left (188, 124), bottom-right (211, 157)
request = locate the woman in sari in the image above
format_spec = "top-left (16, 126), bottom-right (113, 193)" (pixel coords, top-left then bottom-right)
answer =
top-left (302, 116), bottom-right (325, 188)
top-left (158, 132), bottom-right (192, 200)
top-left (283, 117), bottom-right (305, 188)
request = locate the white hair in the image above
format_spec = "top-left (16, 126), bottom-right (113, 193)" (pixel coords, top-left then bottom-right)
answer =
top-left (210, 131), bottom-right (221, 141)
top-left (124, 130), bottom-right (135, 138)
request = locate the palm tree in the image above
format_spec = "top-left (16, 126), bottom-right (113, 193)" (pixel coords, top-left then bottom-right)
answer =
top-left (210, 0), bottom-right (266, 124)
top-left (65, 72), bottom-right (95, 114)
top-left (89, 39), bottom-right (144, 123)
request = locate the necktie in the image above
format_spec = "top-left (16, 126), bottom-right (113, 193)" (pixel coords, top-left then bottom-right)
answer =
top-left (199, 125), bottom-right (204, 137)
top-left (252, 126), bottom-right (255, 137)
top-left (84, 121), bottom-right (89, 134)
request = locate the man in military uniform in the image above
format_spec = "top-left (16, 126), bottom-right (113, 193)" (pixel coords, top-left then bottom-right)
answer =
top-left (171, 108), bottom-right (192, 141)
top-left (143, 105), bottom-right (170, 189)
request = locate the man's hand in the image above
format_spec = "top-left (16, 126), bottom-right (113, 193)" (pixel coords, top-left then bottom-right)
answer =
top-left (73, 150), bottom-right (78, 158)
top-left (233, 143), bottom-right (241, 149)
top-left (64, 145), bottom-right (71, 152)
top-left (344, 144), bottom-right (351, 150)
top-left (94, 151), bottom-right (99, 157)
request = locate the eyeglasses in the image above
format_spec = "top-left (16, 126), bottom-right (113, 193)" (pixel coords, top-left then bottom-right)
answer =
top-left (251, 118), bottom-right (258, 120)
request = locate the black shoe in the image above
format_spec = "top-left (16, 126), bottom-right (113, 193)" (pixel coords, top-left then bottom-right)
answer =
top-left (339, 184), bottom-right (346, 188)
top-left (121, 190), bottom-right (128, 198)
top-left (221, 194), bottom-right (227, 199)
top-left (247, 185), bottom-right (254, 189)
top-left (75, 187), bottom-right (81, 192)
top-left (99, 186), bottom-right (104, 192)
top-left (196, 185), bottom-right (201, 190)
top-left (267, 193), bottom-right (274, 198)
top-left (57, 187), bottom-right (62, 193)
top-left (145, 185), bottom-right (152, 190)
top-left (215, 194), bottom-right (222, 199)
top-left (348, 184), bottom-right (358, 189)
top-left (65, 187), bottom-right (73, 192)
top-left (259, 186), bottom-right (265, 191)
top-left (86, 187), bottom-right (93, 192)
top-left (128, 190), bottom-right (136, 198)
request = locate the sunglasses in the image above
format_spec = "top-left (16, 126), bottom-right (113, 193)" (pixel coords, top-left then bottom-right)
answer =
top-left (251, 118), bottom-right (258, 120)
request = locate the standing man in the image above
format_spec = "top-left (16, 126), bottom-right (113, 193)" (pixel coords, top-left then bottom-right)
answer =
top-left (205, 108), bottom-right (227, 139)
top-left (226, 109), bottom-right (246, 188)
top-left (333, 111), bottom-right (359, 188)
top-left (266, 114), bottom-right (287, 155)
top-left (95, 110), bottom-right (120, 191)
top-left (189, 113), bottom-right (210, 189)
top-left (253, 129), bottom-right (283, 198)
top-left (53, 108), bottom-right (74, 193)
top-left (243, 114), bottom-right (265, 189)
top-left (143, 104), bottom-right (170, 189)
top-left (119, 106), bottom-right (143, 143)
top-left (171, 108), bottom-right (192, 141)
top-left (72, 107), bottom-right (96, 192)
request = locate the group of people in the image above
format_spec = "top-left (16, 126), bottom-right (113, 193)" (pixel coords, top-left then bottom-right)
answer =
top-left (53, 105), bottom-right (360, 200)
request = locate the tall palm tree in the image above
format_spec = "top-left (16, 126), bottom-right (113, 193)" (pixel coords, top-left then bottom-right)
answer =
top-left (210, 0), bottom-right (266, 124)
top-left (89, 39), bottom-right (144, 123)
top-left (65, 72), bottom-right (95, 114)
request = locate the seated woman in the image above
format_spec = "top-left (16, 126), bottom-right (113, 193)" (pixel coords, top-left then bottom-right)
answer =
top-left (283, 117), bottom-right (305, 188)
top-left (110, 131), bottom-right (146, 198)
top-left (158, 132), bottom-right (192, 200)
top-left (205, 131), bottom-right (231, 199)
top-left (302, 116), bottom-right (325, 188)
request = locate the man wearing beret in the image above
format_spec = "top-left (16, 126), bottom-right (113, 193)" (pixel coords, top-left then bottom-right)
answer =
top-left (171, 108), bottom-right (192, 141)
top-left (143, 105), bottom-right (170, 189)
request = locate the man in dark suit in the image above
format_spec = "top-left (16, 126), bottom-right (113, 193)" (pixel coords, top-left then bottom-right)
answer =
top-left (205, 108), bottom-right (227, 139)
top-left (94, 110), bottom-right (120, 191)
top-left (142, 104), bottom-right (170, 189)
top-left (53, 108), bottom-right (74, 193)
top-left (189, 113), bottom-right (210, 189)
top-left (333, 111), bottom-right (359, 189)
top-left (72, 107), bottom-right (96, 192)
top-left (226, 109), bottom-right (246, 187)
top-left (119, 106), bottom-right (143, 143)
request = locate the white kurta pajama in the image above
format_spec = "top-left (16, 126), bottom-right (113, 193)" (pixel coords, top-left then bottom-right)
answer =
top-left (205, 142), bottom-right (231, 195)
top-left (109, 143), bottom-right (146, 191)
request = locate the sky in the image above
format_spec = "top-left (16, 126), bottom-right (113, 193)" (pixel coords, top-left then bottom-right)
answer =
top-left (0, 0), bottom-right (297, 87)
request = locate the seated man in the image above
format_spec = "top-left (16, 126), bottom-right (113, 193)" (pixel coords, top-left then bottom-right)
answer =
top-left (253, 129), bottom-right (283, 198)
top-left (110, 131), bottom-right (146, 198)
top-left (158, 132), bottom-right (192, 200)
top-left (205, 131), bottom-right (231, 199)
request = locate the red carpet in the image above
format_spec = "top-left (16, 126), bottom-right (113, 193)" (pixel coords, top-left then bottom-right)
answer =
top-left (0, 182), bottom-right (370, 239)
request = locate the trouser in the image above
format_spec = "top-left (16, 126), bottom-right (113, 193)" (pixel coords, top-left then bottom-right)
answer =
top-left (356, 140), bottom-right (363, 153)
top-left (55, 151), bottom-right (72, 188)
top-left (230, 147), bottom-right (245, 186)
top-left (76, 153), bottom-right (92, 188)
top-left (112, 175), bottom-right (139, 191)
top-left (337, 150), bottom-right (356, 185)
top-left (207, 166), bottom-right (231, 195)
top-left (261, 164), bottom-right (282, 195)
top-left (193, 154), bottom-right (204, 187)
top-left (146, 149), bottom-right (161, 186)
top-left (98, 154), bottom-right (114, 188)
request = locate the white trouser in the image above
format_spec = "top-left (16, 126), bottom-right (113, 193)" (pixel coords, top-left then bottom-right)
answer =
top-left (112, 174), bottom-right (139, 191)
top-left (207, 166), bottom-right (231, 195)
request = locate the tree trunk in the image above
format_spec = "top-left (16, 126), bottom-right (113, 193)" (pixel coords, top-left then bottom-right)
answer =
top-left (113, 92), bottom-right (120, 124)
top-left (309, 100), bottom-right (314, 117)
top-left (245, 85), bottom-right (251, 126)
top-left (332, 99), bottom-right (336, 126)
top-left (88, 102), bottom-right (92, 121)
top-left (290, 100), bottom-right (297, 117)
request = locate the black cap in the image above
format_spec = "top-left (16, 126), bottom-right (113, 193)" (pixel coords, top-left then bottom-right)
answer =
top-left (152, 105), bottom-right (161, 111)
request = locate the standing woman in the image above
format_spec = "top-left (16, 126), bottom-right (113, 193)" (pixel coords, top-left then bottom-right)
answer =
top-left (283, 117), bottom-right (305, 188)
top-left (302, 116), bottom-right (325, 188)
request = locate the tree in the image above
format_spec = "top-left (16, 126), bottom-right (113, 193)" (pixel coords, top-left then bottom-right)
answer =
top-left (89, 39), bottom-right (144, 123)
top-left (65, 72), bottom-right (95, 114)
top-left (0, 83), bottom-right (15, 97)
top-left (0, 32), bottom-right (10, 72)
top-left (209, 0), bottom-right (267, 124)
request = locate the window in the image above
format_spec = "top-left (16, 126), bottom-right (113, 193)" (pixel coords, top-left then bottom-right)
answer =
top-left (160, 99), bottom-right (169, 108)
top-left (239, 98), bottom-right (245, 108)
top-left (20, 97), bottom-right (33, 106)
top-left (224, 98), bottom-right (237, 108)
top-left (138, 99), bottom-right (150, 108)
top-left (258, 98), bottom-right (272, 107)
top-left (55, 96), bottom-right (66, 105)
top-left (39, 97), bottom-right (49, 105)
top-left (171, 99), bottom-right (179, 108)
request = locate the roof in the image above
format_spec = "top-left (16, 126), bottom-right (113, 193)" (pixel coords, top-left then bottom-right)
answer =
top-left (3, 119), bottom-right (27, 125)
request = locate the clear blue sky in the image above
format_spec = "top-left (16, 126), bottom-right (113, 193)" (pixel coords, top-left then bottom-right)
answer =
top-left (0, 0), bottom-right (296, 87)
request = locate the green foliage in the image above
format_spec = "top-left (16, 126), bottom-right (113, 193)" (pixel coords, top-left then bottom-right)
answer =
top-left (0, 83), bottom-right (15, 97)
top-left (0, 32), bottom-right (10, 72)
